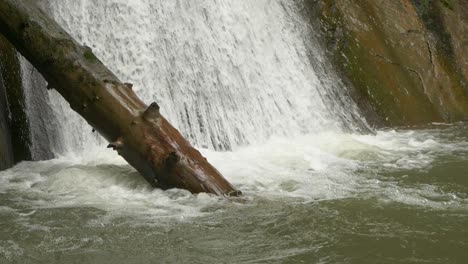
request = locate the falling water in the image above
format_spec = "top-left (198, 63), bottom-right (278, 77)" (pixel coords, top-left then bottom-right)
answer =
top-left (3, 1), bottom-right (468, 262)
top-left (22, 0), bottom-right (368, 156)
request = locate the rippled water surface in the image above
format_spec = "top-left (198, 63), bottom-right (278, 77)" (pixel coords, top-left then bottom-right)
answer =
top-left (5, 1), bottom-right (467, 263)
top-left (1, 123), bottom-right (467, 263)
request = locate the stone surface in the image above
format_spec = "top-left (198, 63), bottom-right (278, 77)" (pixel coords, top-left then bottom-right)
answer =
top-left (0, 34), bottom-right (32, 168)
top-left (432, 0), bottom-right (468, 82)
top-left (0, 69), bottom-right (14, 170)
top-left (313, 0), bottom-right (468, 126)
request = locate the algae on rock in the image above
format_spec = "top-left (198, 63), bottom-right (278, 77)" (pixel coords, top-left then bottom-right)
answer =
top-left (312, 0), bottom-right (468, 126)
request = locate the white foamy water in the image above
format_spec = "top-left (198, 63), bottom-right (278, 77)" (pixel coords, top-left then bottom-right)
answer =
top-left (5, 0), bottom-right (466, 226)
top-left (3, 0), bottom-right (374, 225)
top-left (3, 1), bottom-right (468, 262)
top-left (2, 126), bottom-right (467, 224)
top-left (19, 0), bottom-right (369, 156)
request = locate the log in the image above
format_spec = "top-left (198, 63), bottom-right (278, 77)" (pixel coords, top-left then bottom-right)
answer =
top-left (0, 0), bottom-right (240, 196)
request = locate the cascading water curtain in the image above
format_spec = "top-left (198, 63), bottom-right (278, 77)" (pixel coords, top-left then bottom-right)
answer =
top-left (24, 0), bottom-right (369, 158)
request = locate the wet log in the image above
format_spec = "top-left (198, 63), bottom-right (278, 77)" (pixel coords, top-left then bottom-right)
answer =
top-left (0, 0), bottom-right (240, 196)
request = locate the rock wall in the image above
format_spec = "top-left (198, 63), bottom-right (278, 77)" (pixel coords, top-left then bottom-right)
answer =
top-left (0, 35), bottom-right (32, 170)
top-left (0, 67), bottom-right (13, 170)
top-left (441, 0), bottom-right (468, 80)
top-left (307, 0), bottom-right (468, 126)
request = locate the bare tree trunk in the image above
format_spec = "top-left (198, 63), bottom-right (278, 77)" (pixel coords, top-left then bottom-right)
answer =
top-left (0, 0), bottom-right (240, 196)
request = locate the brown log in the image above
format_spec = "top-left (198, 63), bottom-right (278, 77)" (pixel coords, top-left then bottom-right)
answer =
top-left (0, 0), bottom-right (240, 196)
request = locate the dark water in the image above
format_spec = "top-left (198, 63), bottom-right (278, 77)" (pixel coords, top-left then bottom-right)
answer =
top-left (1, 123), bottom-right (467, 263)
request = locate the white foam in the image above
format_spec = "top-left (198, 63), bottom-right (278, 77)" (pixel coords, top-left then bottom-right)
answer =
top-left (1, 128), bottom-right (466, 222)
top-left (24, 0), bottom-right (369, 156)
top-left (0, 241), bottom-right (24, 261)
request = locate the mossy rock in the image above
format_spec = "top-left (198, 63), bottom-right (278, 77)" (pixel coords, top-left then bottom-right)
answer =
top-left (315, 0), bottom-right (468, 126)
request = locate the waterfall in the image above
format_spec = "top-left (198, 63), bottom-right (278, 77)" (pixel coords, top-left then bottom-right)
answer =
top-left (23, 0), bottom-right (369, 157)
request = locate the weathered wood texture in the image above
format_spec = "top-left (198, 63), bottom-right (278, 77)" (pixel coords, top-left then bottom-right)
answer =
top-left (0, 0), bottom-right (240, 196)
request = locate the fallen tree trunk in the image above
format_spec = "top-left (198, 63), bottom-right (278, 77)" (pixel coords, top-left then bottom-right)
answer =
top-left (0, 0), bottom-right (240, 196)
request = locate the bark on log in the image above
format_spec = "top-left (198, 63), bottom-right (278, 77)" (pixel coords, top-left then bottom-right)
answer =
top-left (0, 0), bottom-right (240, 196)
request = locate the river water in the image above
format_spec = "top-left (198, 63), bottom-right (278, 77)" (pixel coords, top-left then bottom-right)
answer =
top-left (1, 123), bottom-right (467, 263)
top-left (1, 0), bottom-right (468, 263)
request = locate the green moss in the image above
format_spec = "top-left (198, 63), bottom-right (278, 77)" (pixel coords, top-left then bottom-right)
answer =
top-left (412, 0), bottom-right (456, 58)
top-left (319, 2), bottom-right (395, 123)
top-left (412, 0), bottom-right (468, 117)
top-left (412, 0), bottom-right (455, 13)
top-left (319, 0), bottom-right (442, 126)
top-left (440, 0), bottom-right (455, 10)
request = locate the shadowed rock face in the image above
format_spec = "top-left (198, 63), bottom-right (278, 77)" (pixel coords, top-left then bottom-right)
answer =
top-left (307, 0), bottom-right (468, 126)
top-left (0, 35), bottom-right (32, 170)
top-left (0, 69), bottom-right (14, 170)
top-left (415, 0), bottom-right (468, 83)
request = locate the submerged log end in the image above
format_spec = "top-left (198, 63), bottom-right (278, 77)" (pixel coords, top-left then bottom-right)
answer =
top-left (227, 190), bottom-right (243, 197)
top-left (140, 118), bottom-right (240, 197)
top-left (123, 82), bottom-right (133, 90)
top-left (170, 158), bottom-right (241, 197)
top-left (157, 147), bottom-right (239, 196)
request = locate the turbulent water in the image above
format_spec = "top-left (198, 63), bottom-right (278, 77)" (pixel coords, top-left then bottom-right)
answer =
top-left (2, 0), bottom-right (468, 263)
top-left (1, 124), bottom-right (468, 263)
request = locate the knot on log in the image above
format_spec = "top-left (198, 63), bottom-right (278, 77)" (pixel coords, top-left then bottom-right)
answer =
top-left (143, 102), bottom-right (160, 121)
top-left (107, 137), bottom-right (124, 150)
top-left (165, 151), bottom-right (180, 167)
top-left (123, 83), bottom-right (133, 90)
top-left (103, 79), bottom-right (121, 88)
top-left (19, 22), bottom-right (29, 32)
